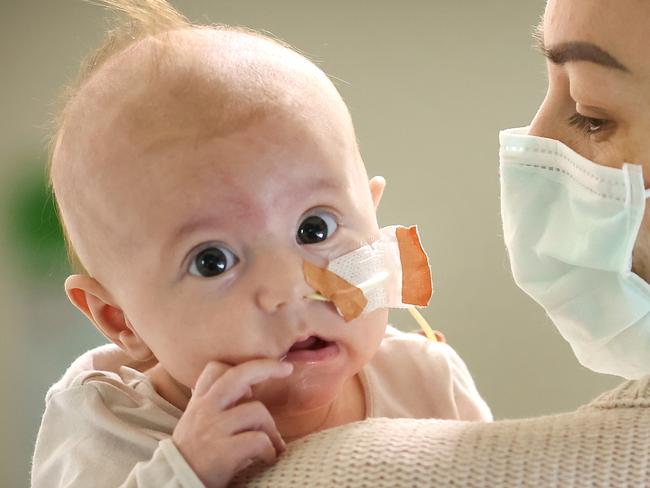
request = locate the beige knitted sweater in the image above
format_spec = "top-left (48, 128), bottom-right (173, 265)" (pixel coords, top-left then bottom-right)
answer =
top-left (233, 376), bottom-right (650, 487)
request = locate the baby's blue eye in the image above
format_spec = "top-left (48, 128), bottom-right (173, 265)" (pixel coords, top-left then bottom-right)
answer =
top-left (297, 211), bottom-right (338, 244)
top-left (189, 246), bottom-right (238, 277)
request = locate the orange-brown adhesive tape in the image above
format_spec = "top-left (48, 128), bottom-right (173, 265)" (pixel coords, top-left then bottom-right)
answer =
top-left (303, 261), bottom-right (368, 321)
top-left (396, 226), bottom-right (432, 306)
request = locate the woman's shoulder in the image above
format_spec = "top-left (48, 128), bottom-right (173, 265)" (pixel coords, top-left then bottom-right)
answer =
top-left (582, 375), bottom-right (650, 410)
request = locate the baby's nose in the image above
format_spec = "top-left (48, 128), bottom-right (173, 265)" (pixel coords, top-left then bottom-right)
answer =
top-left (253, 249), bottom-right (310, 313)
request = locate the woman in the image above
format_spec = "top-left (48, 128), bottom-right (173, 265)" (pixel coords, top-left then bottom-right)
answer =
top-left (231, 1), bottom-right (650, 485)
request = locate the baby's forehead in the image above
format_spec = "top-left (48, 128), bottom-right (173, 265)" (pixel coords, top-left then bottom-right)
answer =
top-left (68, 27), bottom-right (348, 163)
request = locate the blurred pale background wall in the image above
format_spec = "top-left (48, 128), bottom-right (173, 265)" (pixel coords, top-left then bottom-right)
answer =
top-left (1, 1), bottom-right (622, 486)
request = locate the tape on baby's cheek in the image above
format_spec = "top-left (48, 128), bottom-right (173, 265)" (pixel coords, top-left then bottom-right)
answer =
top-left (303, 225), bottom-right (432, 321)
top-left (303, 261), bottom-right (368, 320)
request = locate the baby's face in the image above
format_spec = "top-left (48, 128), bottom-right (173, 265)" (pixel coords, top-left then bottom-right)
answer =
top-left (99, 103), bottom-right (387, 412)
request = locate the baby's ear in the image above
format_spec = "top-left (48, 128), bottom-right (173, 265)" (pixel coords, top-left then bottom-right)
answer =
top-left (369, 176), bottom-right (386, 211)
top-left (64, 275), bottom-right (153, 361)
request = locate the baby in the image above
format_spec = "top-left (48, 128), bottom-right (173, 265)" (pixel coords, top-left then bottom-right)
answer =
top-left (31, 1), bottom-right (491, 487)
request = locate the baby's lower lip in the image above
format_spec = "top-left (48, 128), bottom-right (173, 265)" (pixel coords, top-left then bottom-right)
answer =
top-left (284, 341), bottom-right (340, 363)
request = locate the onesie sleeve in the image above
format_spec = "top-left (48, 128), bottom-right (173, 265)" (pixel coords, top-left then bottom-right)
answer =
top-left (365, 327), bottom-right (492, 421)
top-left (434, 341), bottom-right (493, 422)
top-left (31, 383), bottom-right (205, 488)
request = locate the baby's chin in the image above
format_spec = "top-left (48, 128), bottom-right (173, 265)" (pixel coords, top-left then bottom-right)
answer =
top-left (254, 367), bottom-right (350, 414)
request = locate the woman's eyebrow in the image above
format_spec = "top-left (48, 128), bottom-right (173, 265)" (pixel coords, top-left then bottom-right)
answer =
top-left (533, 25), bottom-right (630, 73)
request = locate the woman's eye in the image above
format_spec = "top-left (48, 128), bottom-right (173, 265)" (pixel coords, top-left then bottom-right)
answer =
top-left (297, 211), bottom-right (338, 245)
top-left (189, 245), bottom-right (238, 277)
top-left (568, 113), bottom-right (610, 135)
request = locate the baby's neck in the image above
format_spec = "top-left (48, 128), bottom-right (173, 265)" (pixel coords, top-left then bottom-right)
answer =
top-left (145, 363), bottom-right (192, 411)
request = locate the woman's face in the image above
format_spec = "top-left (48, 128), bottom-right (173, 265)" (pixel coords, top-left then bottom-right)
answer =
top-left (530, 0), bottom-right (650, 279)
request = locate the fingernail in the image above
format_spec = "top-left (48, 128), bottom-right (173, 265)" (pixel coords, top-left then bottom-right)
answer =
top-left (281, 361), bottom-right (293, 372)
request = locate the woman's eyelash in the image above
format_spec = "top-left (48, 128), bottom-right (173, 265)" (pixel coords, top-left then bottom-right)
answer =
top-left (567, 113), bottom-right (609, 134)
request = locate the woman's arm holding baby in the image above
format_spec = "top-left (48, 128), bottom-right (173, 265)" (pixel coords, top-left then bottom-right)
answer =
top-left (231, 377), bottom-right (650, 487)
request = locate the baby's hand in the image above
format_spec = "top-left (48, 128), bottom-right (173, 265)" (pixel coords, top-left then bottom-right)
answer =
top-left (171, 359), bottom-right (293, 488)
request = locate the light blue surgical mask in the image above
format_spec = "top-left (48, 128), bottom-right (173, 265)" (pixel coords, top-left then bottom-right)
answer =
top-left (499, 127), bottom-right (650, 379)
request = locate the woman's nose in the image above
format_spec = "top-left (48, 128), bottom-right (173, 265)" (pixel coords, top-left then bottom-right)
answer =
top-left (527, 80), bottom-right (578, 149)
top-left (252, 248), bottom-right (310, 313)
top-left (528, 93), bottom-right (559, 139)
top-left (527, 89), bottom-right (599, 164)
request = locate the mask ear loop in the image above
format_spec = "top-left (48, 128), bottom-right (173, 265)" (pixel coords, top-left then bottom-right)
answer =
top-left (306, 292), bottom-right (439, 342)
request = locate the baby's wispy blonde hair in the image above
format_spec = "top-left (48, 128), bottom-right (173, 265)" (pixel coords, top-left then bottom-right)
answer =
top-left (48, 0), bottom-right (301, 276)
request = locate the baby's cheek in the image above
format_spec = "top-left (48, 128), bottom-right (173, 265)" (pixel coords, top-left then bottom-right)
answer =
top-left (352, 308), bottom-right (388, 361)
top-left (138, 309), bottom-right (215, 386)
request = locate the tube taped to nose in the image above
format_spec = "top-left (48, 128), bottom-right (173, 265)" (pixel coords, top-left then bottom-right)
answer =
top-left (304, 225), bottom-right (433, 321)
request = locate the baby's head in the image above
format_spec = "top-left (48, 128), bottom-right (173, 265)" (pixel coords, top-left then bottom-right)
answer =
top-left (51, 1), bottom-right (388, 414)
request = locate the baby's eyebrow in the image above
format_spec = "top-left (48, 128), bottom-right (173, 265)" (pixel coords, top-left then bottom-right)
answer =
top-left (164, 177), bottom-right (344, 254)
top-left (533, 23), bottom-right (630, 73)
top-left (170, 215), bottom-right (225, 248)
top-left (163, 214), bottom-right (231, 259)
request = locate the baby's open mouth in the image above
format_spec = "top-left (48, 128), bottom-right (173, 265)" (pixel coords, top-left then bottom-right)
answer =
top-left (284, 336), bottom-right (339, 362)
top-left (288, 336), bottom-right (330, 352)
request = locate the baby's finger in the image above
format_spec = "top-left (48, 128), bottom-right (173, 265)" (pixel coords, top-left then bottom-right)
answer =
top-left (221, 401), bottom-right (286, 455)
top-left (194, 360), bottom-right (232, 397)
top-left (208, 359), bottom-right (293, 409)
top-left (230, 431), bottom-right (279, 468)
